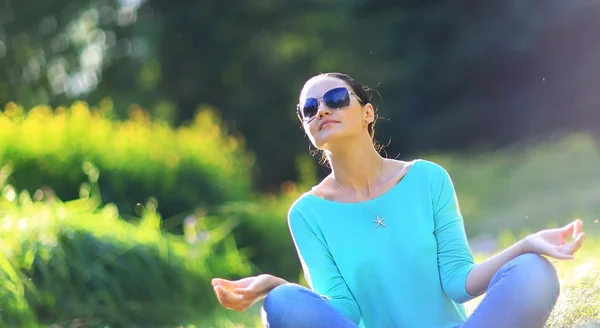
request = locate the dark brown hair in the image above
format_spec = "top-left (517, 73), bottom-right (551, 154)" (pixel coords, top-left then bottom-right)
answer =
top-left (300, 72), bottom-right (382, 167)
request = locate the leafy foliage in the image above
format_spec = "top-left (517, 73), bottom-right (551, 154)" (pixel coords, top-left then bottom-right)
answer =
top-left (0, 170), bottom-right (251, 327)
top-left (211, 155), bottom-right (318, 282)
top-left (0, 100), bottom-right (254, 221)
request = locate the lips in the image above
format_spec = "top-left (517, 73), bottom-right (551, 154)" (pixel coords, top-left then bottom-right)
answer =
top-left (319, 120), bottom-right (339, 131)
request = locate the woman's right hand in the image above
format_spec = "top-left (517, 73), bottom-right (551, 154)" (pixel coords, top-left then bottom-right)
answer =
top-left (211, 274), bottom-right (285, 312)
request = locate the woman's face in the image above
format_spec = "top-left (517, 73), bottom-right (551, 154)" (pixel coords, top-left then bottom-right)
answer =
top-left (298, 76), bottom-right (373, 150)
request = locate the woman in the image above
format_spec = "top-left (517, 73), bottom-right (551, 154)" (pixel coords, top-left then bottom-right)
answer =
top-left (212, 72), bottom-right (586, 328)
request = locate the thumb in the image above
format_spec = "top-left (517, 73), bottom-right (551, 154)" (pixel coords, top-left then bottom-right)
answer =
top-left (560, 232), bottom-right (586, 255)
top-left (572, 219), bottom-right (583, 239)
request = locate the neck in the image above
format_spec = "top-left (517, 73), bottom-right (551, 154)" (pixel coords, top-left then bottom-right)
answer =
top-left (326, 135), bottom-right (383, 195)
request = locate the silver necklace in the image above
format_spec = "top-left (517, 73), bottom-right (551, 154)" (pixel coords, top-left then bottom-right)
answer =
top-left (332, 159), bottom-right (386, 228)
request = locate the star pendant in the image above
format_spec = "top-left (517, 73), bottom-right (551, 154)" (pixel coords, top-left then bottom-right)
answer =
top-left (373, 216), bottom-right (386, 228)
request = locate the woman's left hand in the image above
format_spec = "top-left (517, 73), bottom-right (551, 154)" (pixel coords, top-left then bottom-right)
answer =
top-left (523, 219), bottom-right (586, 260)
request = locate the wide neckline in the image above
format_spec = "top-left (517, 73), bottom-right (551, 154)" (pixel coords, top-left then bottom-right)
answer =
top-left (302, 159), bottom-right (422, 206)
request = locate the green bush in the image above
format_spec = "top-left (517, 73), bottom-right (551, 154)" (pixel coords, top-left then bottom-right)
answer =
top-left (0, 172), bottom-right (251, 327)
top-left (0, 100), bottom-right (255, 222)
top-left (214, 194), bottom-right (301, 283)
top-left (213, 155), bottom-right (318, 282)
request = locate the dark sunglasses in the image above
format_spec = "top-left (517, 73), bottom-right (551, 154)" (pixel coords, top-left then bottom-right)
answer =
top-left (296, 87), bottom-right (360, 121)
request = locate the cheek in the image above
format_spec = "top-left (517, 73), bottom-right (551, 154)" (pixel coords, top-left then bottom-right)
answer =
top-left (306, 121), bottom-right (319, 136)
top-left (304, 124), bottom-right (321, 147)
top-left (342, 112), bottom-right (363, 130)
top-left (301, 122), bottom-right (317, 140)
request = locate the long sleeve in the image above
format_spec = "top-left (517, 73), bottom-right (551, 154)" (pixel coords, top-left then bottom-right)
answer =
top-left (431, 164), bottom-right (476, 304)
top-left (287, 206), bottom-right (362, 324)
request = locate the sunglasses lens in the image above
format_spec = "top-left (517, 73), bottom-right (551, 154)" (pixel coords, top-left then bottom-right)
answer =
top-left (300, 98), bottom-right (319, 119)
top-left (323, 87), bottom-right (350, 109)
top-left (298, 87), bottom-right (352, 120)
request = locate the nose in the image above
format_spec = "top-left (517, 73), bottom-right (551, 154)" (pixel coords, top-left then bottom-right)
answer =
top-left (316, 101), bottom-right (332, 118)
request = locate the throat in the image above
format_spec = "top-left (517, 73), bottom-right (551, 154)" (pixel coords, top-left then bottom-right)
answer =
top-left (330, 160), bottom-right (385, 199)
top-left (322, 159), bottom-right (413, 203)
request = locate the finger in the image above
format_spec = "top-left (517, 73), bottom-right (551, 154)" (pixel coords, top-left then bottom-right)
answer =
top-left (214, 286), bottom-right (231, 303)
top-left (555, 235), bottom-right (585, 259)
top-left (539, 244), bottom-right (575, 260)
top-left (213, 286), bottom-right (228, 305)
top-left (233, 288), bottom-right (256, 299)
top-left (213, 279), bottom-right (238, 291)
top-left (233, 288), bottom-right (249, 295)
top-left (216, 286), bottom-right (249, 312)
top-left (216, 285), bottom-right (241, 300)
top-left (564, 232), bottom-right (586, 255)
top-left (560, 221), bottom-right (576, 235)
top-left (212, 278), bottom-right (229, 287)
top-left (558, 220), bottom-right (581, 241)
top-left (572, 219), bottom-right (583, 239)
top-left (214, 285), bottom-right (231, 302)
top-left (216, 288), bottom-right (246, 311)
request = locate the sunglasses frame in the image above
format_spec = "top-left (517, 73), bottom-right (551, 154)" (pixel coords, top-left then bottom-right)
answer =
top-left (296, 87), bottom-right (361, 122)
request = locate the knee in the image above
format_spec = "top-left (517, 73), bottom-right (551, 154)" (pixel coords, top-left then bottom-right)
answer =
top-left (264, 283), bottom-right (304, 308)
top-left (513, 254), bottom-right (559, 285)
top-left (262, 283), bottom-right (313, 326)
top-left (511, 253), bottom-right (560, 301)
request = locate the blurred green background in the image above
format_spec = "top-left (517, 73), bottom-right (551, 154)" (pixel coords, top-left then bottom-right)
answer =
top-left (1, 0), bottom-right (599, 327)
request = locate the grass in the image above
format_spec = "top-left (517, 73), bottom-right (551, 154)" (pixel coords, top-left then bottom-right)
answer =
top-left (0, 171), bottom-right (252, 327)
top-left (200, 236), bottom-right (600, 328)
top-left (426, 133), bottom-right (600, 237)
top-left (468, 236), bottom-right (600, 328)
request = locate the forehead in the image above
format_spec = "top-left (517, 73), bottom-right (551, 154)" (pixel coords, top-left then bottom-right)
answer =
top-left (299, 76), bottom-right (349, 101)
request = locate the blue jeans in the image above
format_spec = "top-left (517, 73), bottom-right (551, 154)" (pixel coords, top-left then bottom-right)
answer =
top-left (261, 253), bottom-right (560, 328)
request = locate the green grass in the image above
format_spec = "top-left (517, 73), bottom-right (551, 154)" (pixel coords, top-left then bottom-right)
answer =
top-left (469, 236), bottom-right (600, 328)
top-left (0, 173), bottom-right (252, 327)
top-left (425, 133), bottom-right (600, 237)
top-left (200, 236), bottom-right (600, 328)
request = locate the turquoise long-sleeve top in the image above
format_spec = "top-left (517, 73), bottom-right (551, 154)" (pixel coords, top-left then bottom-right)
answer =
top-left (287, 159), bottom-right (477, 328)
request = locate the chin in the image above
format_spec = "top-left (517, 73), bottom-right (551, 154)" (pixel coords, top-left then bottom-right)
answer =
top-left (312, 130), bottom-right (350, 150)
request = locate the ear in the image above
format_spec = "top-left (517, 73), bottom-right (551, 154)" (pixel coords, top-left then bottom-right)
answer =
top-left (363, 103), bottom-right (375, 124)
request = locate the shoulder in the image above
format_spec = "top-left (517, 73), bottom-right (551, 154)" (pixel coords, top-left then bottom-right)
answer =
top-left (286, 194), bottom-right (325, 239)
top-left (286, 181), bottom-right (337, 231)
top-left (412, 158), bottom-right (447, 171)
top-left (386, 158), bottom-right (450, 179)
top-left (403, 159), bottom-right (455, 191)
top-left (286, 192), bottom-right (316, 226)
top-left (407, 159), bottom-right (451, 177)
